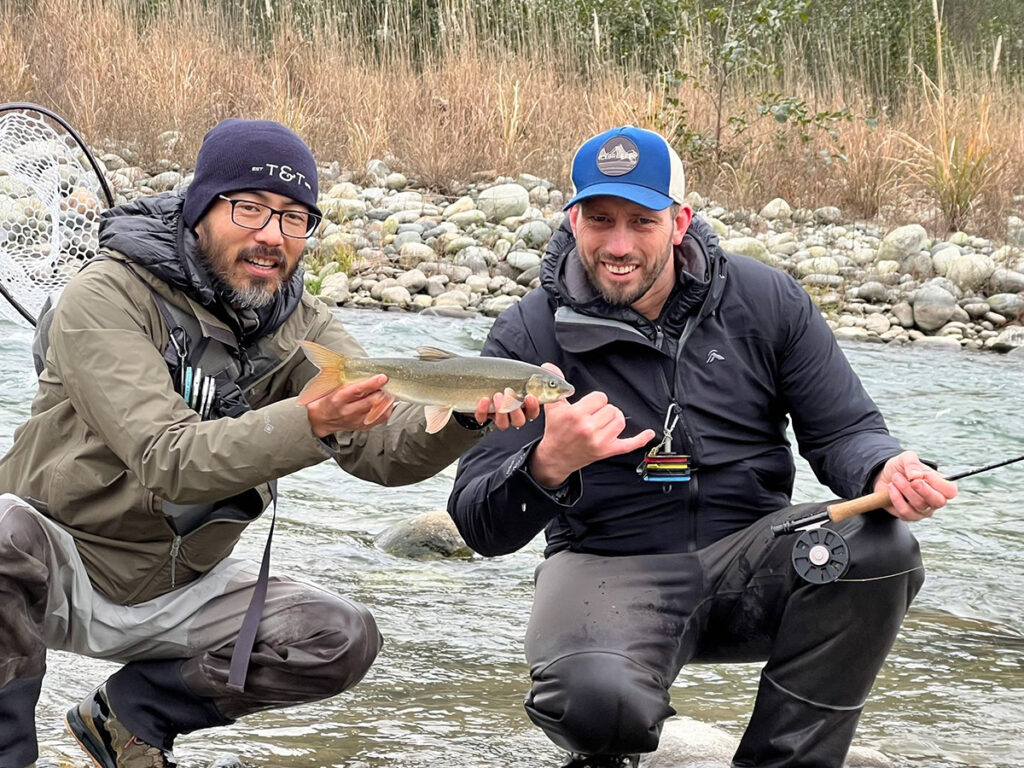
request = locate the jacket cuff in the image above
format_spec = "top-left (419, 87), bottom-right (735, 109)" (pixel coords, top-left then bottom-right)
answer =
top-left (508, 439), bottom-right (582, 507)
top-left (452, 411), bottom-right (492, 431)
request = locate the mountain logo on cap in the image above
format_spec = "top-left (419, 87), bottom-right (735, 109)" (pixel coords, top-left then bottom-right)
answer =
top-left (596, 137), bottom-right (639, 176)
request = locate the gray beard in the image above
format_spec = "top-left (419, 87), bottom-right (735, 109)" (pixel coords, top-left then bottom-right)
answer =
top-left (222, 282), bottom-right (276, 310)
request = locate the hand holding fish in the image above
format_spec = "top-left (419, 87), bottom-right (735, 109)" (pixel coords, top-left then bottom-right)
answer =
top-left (872, 450), bottom-right (958, 521)
top-left (305, 373), bottom-right (395, 437)
top-left (297, 341), bottom-right (572, 436)
top-left (529, 369), bottom-right (657, 488)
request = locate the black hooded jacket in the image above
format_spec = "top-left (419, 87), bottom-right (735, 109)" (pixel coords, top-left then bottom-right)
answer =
top-left (448, 216), bottom-right (903, 557)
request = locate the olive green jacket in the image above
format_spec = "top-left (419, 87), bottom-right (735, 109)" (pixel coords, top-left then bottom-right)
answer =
top-left (0, 256), bottom-right (483, 604)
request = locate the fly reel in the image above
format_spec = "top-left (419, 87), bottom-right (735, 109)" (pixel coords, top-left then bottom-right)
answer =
top-left (791, 527), bottom-right (850, 584)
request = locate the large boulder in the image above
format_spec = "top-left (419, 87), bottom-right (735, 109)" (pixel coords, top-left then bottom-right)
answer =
top-left (944, 253), bottom-right (995, 292)
top-left (374, 510), bottom-right (473, 559)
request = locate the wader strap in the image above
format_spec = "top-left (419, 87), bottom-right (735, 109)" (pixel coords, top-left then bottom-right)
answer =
top-left (227, 479), bottom-right (277, 692)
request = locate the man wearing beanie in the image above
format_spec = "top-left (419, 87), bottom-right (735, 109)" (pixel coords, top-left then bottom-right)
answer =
top-left (449, 126), bottom-right (956, 767)
top-left (0, 118), bottom-right (535, 768)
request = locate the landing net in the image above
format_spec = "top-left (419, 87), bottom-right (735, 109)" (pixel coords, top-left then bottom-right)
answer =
top-left (0, 106), bottom-right (108, 327)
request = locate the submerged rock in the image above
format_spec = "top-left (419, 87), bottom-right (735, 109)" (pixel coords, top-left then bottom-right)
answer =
top-left (375, 510), bottom-right (474, 559)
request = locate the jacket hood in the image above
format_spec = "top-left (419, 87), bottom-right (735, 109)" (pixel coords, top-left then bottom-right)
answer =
top-left (98, 191), bottom-right (304, 342)
top-left (540, 213), bottom-right (723, 336)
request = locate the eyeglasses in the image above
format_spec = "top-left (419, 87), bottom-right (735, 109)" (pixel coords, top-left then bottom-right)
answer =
top-left (218, 195), bottom-right (322, 239)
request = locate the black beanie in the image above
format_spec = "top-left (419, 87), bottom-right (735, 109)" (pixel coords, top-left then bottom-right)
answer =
top-left (182, 118), bottom-right (322, 229)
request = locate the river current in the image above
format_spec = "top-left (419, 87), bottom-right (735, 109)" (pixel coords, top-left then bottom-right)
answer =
top-left (1, 308), bottom-right (1021, 767)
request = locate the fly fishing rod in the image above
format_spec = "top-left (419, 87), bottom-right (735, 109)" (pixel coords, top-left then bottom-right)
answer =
top-left (771, 452), bottom-right (1024, 584)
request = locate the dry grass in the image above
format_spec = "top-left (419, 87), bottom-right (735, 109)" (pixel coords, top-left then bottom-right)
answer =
top-left (2, 0), bottom-right (1024, 236)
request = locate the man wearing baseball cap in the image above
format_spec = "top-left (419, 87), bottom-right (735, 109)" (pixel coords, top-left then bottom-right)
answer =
top-left (450, 126), bottom-right (955, 767)
top-left (0, 118), bottom-right (536, 768)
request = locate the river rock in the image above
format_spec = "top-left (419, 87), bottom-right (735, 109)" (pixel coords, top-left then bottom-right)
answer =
top-left (397, 269), bottom-right (427, 293)
top-left (945, 253), bottom-right (995, 291)
top-left (380, 285), bottom-right (412, 308)
top-left (646, 717), bottom-right (894, 767)
top-left (478, 183), bottom-right (529, 221)
top-left (443, 196), bottom-right (476, 219)
top-left (796, 256), bottom-right (839, 277)
top-left (759, 197), bottom-right (792, 220)
top-left (448, 209), bottom-right (487, 228)
top-left (814, 206), bottom-right (842, 224)
top-left (506, 250), bottom-right (542, 273)
top-left (985, 325), bottom-right (1024, 352)
top-left (322, 197), bottom-right (368, 222)
top-left (864, 313), bottom-right (891, 335)
top-left (856, 281), bottom-right (888, 303)
top-left (398, 242), bottom-right (435, 269)
top-left (988, 293), bottom-right (1024, 318)
top-left (989, 268), bottom-right (1024, 294)
top-left (913, 285), bottom-right (956, 331)
top-left (375, 510), bottom-right (473, 559)
top-left (385, 172), bottom-right (407, 191)
top-left (914, 334), bottom-right (963, 348)
top-left (515, 220), bottom-right (553, 248)
top-left (720, 237), bottom-right (771, 264)
top-left (482, 295), bottom-right (520, 316)
top-left (433, 290), bottom-right (471, 309)
top-left (318, 273), bottom-right (350, 304)
top-left (877, 224), bottom-right (927, 262)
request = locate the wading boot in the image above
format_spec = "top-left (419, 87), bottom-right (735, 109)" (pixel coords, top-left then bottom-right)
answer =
top-left (560, 754), bottom-right (640, 768)
top-left (65, 685), bottom-right (178, 768)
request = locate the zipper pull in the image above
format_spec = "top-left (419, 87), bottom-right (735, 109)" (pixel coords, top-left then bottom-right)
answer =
top-left (169, 535), bottom-right (182, 589)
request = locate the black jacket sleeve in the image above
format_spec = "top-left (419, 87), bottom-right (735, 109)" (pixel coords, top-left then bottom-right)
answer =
top-left (447, 303), bottom-right (582, 556)
top-left (777, 280), bottom-right (903, 497)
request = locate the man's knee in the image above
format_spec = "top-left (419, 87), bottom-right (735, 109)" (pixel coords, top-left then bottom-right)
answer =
top-left (0, 500), bottom-right (49, 563)
top-left (282, 591), bottom-right (382, 698)
top-left (525, 651), bottom-right (670, 755)
top-left (842, 511), bottom-right (924, 592)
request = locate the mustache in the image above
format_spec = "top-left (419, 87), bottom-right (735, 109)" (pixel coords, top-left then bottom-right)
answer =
top-left (238, 245), bottom-right (286, 263)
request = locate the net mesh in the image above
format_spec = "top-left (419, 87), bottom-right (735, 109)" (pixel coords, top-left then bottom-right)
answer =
top-left (0, 108), bottom-right (107, 327)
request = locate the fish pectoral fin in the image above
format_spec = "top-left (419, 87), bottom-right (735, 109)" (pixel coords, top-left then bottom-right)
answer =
top-left (496, 387), bottom-right (523, 413)
top-left (423, 405), bottom-right (455, 434)
top-left (416, 346), bottom-right (458, 362)
top-left (363, 394), bottom-right (396, 425)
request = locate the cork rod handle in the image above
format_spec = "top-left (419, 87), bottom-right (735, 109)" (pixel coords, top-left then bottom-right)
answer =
top-left (826, 489), bottom-right (892, 523)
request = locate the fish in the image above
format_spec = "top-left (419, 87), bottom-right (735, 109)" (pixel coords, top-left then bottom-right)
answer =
top-left (296, 340), bottom-right (575, 434)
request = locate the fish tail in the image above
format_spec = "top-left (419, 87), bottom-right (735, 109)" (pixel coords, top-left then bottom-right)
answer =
top-left (296, 340), bottom-right (349, 406)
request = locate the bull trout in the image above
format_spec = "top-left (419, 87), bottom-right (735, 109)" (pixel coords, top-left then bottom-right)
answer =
top-left (296, 340), bottom-right (575, 433)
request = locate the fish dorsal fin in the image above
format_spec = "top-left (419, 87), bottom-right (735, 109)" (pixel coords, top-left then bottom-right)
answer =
top-left (417, 346), bottom-right (458, 362)
top-left (424, 405), bottom-right (454, 434)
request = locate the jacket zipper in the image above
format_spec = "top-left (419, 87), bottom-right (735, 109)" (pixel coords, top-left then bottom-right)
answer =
top-left (169, 535), bottom-right (182, 589)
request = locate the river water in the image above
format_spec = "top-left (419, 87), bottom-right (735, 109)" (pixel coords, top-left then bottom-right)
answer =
top-left (2, 308), bottom-right (1022, 768)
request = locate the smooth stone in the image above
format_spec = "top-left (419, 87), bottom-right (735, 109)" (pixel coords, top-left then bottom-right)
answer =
top-left (857, 281), bottom-right (888, 303)
top-left (380, 285), bottom-right (412, 308)
top-left (397, 269), bottom-right (427, 293)
top-left (506, 250), bottom-right (542, 273)
top-left (914, 335), bottom-right (963, 348)
top-left (930, 244), bottom-right (961, 276)
top-left (759, 197), bottom-right (792, 220)
top-left (988, 293), bottom-right (1024, 318)
top-left (375, 510), bottom-right (473, 558)
top-left (478, 183), bottom-right (529, 221)
top-left (385, 172), bottom-right (407, 191)
top-left (877, 224), bottom-right (928, 262)
top-left (912, 285), bottom-right (957, 332)
top-left (720, 237), bottom-right (771, 264)
top-left (482, 295), bottom-right (520, 316)
top-left (433, 290), bottom-right (471, 309)
top-left (442, 196), bottom-right (476, 219)
top-left (990, 268), bottom-right (1024, 294)
top-left (945, 253), bottom-right (995, 291)
top-left (986, 326), bottom-right (1024, 352)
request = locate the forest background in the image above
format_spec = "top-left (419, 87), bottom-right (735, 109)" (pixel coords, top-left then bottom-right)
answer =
top-left (2, 0), bottom-right (1023, 237)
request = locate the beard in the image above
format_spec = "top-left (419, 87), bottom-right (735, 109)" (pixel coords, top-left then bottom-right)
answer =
top-left (579, 238), bottom-right (673, 307)
top-left (197, 238), bottom-right (295, 311)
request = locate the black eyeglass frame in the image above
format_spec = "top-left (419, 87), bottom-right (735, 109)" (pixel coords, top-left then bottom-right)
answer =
top-left (217, 194), bottom-right (322, 239)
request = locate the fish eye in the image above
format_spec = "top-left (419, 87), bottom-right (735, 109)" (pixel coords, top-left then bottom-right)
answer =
top-left (546, 377), bottom-right (559, 388)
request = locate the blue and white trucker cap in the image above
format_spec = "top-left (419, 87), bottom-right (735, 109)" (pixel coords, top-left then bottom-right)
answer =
top-left (564, 126), bottom-right (685, 211)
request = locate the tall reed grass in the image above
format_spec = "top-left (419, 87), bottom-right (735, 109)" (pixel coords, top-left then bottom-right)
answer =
top-left (2, 0), bottom-right (1022, 236)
